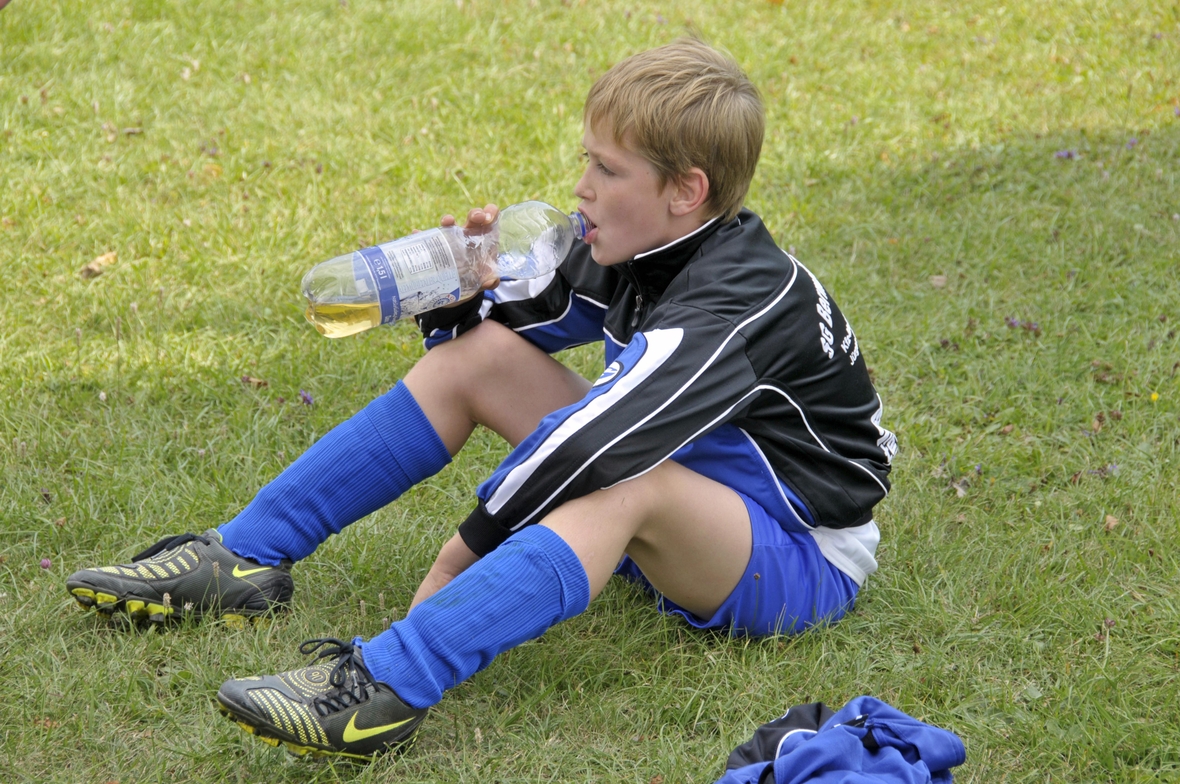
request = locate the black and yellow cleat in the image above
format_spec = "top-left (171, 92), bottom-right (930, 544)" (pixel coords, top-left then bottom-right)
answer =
top-left (217, 637), bottom-right (428, 761)
top-left (65, 529), bottom-right (293, 624)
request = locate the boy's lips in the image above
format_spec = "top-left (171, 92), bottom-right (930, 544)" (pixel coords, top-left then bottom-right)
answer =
top-left (579, 211), bottom-right (598, 243)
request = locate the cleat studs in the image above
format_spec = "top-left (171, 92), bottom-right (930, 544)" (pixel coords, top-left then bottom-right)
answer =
top-left (221, 614), bottom-right (247, 630)
top-left (95, 592), bottom-right (118, 605)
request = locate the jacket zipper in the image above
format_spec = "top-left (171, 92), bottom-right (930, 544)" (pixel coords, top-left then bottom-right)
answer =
top-left (622, 261), bottom-right (644, 329)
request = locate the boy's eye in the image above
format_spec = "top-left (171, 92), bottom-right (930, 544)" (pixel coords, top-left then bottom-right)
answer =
top-left (580, 151), bottom-right (613, 175)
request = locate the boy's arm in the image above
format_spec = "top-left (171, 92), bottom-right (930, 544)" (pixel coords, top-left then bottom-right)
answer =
top-left (411, 532), bottom-right (479, 608)
top-left (456, 303), bottom-right (761, 556)
top-left (406, 311), bottom-right (739, 601)
top-left (415, 243), bottom-right (614, 354)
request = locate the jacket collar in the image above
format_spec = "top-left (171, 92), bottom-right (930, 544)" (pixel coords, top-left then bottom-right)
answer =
top-left (617, 216), bottom-right (723, 300)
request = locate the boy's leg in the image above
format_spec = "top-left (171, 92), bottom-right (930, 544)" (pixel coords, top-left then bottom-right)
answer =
top-left (220, 319), bottom-right (590, 564)
top-left (66, 320), bottom-right (591, 621)
top-left (217, 458), bottom-right (754, 757)
top-left (542, 457), bottom-right (753, 618)
top-left (402, 318), bottom-right (593, 454)
top-left (215, 380), bottom-right (451, 565)
top-left (349, 463), bottom-right (756, 709)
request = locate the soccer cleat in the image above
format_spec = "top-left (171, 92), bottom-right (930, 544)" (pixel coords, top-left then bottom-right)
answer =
top-left (65, 529), bottom-right (294, 624)
top-left (217, 637), bottom-right (428, 760)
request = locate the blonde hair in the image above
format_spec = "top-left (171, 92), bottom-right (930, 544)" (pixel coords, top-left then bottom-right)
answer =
top-left (584, 38), bottom-right (764, 222)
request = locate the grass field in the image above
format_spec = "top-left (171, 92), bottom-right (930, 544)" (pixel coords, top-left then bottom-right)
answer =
top-left (2, 0), bottom-right (1179, 781)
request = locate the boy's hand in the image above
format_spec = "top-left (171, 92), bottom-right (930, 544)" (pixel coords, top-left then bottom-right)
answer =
top-left (411, 532), bottom-right (480, 608)
top-left (440, 203), bottom-right (501, 295)
top-left (439, 204), bottom-right (498, 233)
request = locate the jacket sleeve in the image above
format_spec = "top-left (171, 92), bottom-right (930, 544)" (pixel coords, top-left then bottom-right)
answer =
top-left (415, 247), bottom-right (612, 353)
top-left (457, 302), bottom-right (760, 556)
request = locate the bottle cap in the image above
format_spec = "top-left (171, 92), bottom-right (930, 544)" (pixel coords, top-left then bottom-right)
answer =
top-left (569, 211), bottom-right (589, 239)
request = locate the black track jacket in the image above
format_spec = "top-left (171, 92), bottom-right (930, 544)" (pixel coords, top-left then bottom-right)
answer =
top-left (416, 209), bottom-right (897, 558)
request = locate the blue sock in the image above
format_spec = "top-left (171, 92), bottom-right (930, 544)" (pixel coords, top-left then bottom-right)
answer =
top-left (219, 382), bottom-right (450, 565)
top-left (359, 525), bottom-right (591, 709)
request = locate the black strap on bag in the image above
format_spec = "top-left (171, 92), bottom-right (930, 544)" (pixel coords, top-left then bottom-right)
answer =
top-left (724, 702), bottom-right (837, 770)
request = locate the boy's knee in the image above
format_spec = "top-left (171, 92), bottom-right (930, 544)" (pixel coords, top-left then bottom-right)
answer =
top-left (461, 319), bottom-right (526, 357)
top-left (421, 320), bottom-right (520, 374)
top-left (582, 466), bottom-right (667, 528)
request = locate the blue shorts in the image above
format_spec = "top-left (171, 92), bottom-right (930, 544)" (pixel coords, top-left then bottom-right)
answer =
top-left (613, 425), bottom-right (861, 637)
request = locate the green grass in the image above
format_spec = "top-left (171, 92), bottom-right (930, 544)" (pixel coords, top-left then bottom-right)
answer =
top-left (2, 0), bottom-right (1179, 781)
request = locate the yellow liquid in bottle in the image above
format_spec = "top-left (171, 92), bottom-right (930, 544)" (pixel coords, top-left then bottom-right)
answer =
top-left (304, 302), bottom-right (383, 339)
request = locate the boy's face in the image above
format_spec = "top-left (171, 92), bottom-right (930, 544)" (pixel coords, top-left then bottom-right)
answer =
top-left (574, 123), bottom-right (684, 267)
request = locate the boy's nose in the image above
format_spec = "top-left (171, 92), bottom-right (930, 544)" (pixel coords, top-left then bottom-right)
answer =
top-left (573, 172), bottom-right (592, 201)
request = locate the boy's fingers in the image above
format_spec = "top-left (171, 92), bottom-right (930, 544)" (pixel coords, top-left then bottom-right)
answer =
top-left (463, 204), bottom-right (499, 229)
top-left (439, 205), bottom-right (499, 232)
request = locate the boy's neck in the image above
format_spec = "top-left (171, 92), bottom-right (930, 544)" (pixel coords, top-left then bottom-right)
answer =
top-left (632, 215), bottom-right (719, 261)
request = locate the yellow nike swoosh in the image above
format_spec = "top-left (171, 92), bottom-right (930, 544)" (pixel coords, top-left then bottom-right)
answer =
top-left (231, 564), bottom-right (271, 578)
top-left (342, 713), bottom-right (414, 743)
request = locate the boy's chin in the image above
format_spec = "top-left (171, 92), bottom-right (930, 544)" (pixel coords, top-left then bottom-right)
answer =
top-left (588, 245), bottom-right (626, 267)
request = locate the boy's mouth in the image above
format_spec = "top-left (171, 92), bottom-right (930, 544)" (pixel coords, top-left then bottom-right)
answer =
top-left (579, 211), bottom-right (598, 243)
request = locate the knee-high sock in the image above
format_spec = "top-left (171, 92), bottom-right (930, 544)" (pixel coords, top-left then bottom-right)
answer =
top-left (218, 382), bottom-right (450, 565)
top-left (359, 525), bottom-right (591, 709)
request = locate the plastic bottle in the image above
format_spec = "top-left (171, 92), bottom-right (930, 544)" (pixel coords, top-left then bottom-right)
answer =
top-left (302, 201), bottom-right (589, 338)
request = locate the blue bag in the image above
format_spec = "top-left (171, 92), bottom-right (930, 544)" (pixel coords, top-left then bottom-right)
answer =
top-left (715, 696), bottom-right (966, 784)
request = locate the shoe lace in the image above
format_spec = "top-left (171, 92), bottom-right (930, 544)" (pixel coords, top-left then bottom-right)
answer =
top-left (298, 637), bottom-right (372, 717)
top-left (132, 533), bottom-right (210, 562)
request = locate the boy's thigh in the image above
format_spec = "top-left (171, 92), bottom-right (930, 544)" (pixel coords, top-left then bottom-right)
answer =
top-left (406, 320), bottom-right (592, 450)
top-left (620, 459), bottom-right (755, 621)
top-left (620, 487), bottom-right (859, 637)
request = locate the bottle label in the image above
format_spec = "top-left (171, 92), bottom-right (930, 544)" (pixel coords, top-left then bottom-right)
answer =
top-left (359, 233), bottom-right (461, 322)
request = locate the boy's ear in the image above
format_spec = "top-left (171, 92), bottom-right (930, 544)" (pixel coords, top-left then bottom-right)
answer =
top-left (669, 167), bottom-right (710, 217)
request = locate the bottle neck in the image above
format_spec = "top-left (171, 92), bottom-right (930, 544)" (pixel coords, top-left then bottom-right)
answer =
top-left (568, 211), bottom-right (589, 240)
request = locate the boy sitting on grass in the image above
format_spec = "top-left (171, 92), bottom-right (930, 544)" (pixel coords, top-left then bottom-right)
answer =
top-left (66, 38), bottom-right (896, 760)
